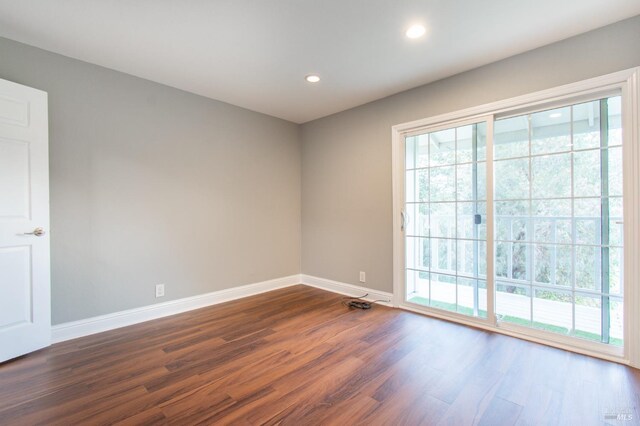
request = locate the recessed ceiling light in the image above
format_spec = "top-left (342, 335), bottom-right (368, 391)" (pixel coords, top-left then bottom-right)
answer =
top-left (305, 74), bottom-right (320, 83)
top-left (549, 112), bottom-right (562, 118)
top-left (406, 24), bottom-right (426, 39)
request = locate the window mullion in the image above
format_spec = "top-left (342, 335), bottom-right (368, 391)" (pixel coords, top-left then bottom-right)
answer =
top-left (600, 98), bottom-right (611, 344)
top-left (472, 125), bottom-right (479, 317)
top-left (486, 117), bottom-right (496, 325)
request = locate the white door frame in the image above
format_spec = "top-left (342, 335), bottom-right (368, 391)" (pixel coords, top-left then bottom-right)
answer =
top-left (391, 68), bottom-right (640, 367)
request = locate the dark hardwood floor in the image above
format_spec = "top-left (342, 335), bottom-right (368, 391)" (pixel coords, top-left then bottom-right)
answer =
top-left (0, 285), bottom-right (638, 425)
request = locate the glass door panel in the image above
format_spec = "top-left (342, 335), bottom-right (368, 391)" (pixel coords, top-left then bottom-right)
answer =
top-left (405, 121), bottom-right (487, 318)
top-left (493, 96), bottom-right (624, 346)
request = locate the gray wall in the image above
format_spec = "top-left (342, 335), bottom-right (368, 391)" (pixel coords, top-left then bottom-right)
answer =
top-left (301, 15), bottom-right (640, 293)
top-left (0, 37), bottom-right (301, 324)
top-left (2, 15), bottom-right (638, 324)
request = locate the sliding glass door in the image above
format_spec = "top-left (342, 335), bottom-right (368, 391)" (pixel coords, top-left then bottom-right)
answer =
top-left (404, 120), bottom-right (489, 318)
top-left (401, 93), bottom-right (625, 350)
top-left (493, 96), bottom-right (623, 346)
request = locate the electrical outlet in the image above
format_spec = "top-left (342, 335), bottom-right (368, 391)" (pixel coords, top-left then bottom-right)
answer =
top-left (359, 271), bottom-right (366, 283)
top-left (155, 284), bottom-right (165, 298)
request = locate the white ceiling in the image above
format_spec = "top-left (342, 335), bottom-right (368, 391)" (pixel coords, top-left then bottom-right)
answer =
top-left (0, 1), bottom-right (639, 123)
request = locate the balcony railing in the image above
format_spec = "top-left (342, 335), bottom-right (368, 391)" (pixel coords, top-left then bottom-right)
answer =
top-left (406, 213), bottom-right (624, 343)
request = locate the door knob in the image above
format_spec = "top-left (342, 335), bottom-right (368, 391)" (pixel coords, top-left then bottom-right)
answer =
top-left (24, 227), bottom-right (45, 237)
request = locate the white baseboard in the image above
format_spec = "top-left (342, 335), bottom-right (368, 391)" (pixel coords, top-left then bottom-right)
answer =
top-left (51, 274), bottom-right (301, 343)
top-left (300, 274), bottom-right (393, 306)
top-left (51, 273), bottom-right (396, 344)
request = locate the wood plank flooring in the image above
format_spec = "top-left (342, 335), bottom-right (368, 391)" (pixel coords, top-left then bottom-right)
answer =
top-left (0, 285), bottom-right (638, 425)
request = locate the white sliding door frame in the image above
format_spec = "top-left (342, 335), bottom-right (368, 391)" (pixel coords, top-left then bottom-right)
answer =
top-left (392, 68), bottom-right (640, 367)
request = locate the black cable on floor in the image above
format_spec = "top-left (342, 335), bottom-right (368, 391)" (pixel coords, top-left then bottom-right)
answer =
top-left (341, 293), bottom-right (389, 309)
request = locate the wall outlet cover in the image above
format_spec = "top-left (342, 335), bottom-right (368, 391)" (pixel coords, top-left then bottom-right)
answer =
top-left (155, 284), bottom-right (165, 298)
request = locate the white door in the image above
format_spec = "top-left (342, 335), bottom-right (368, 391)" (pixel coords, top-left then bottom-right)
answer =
top-left (0, 78), bottom-right (50, 363)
